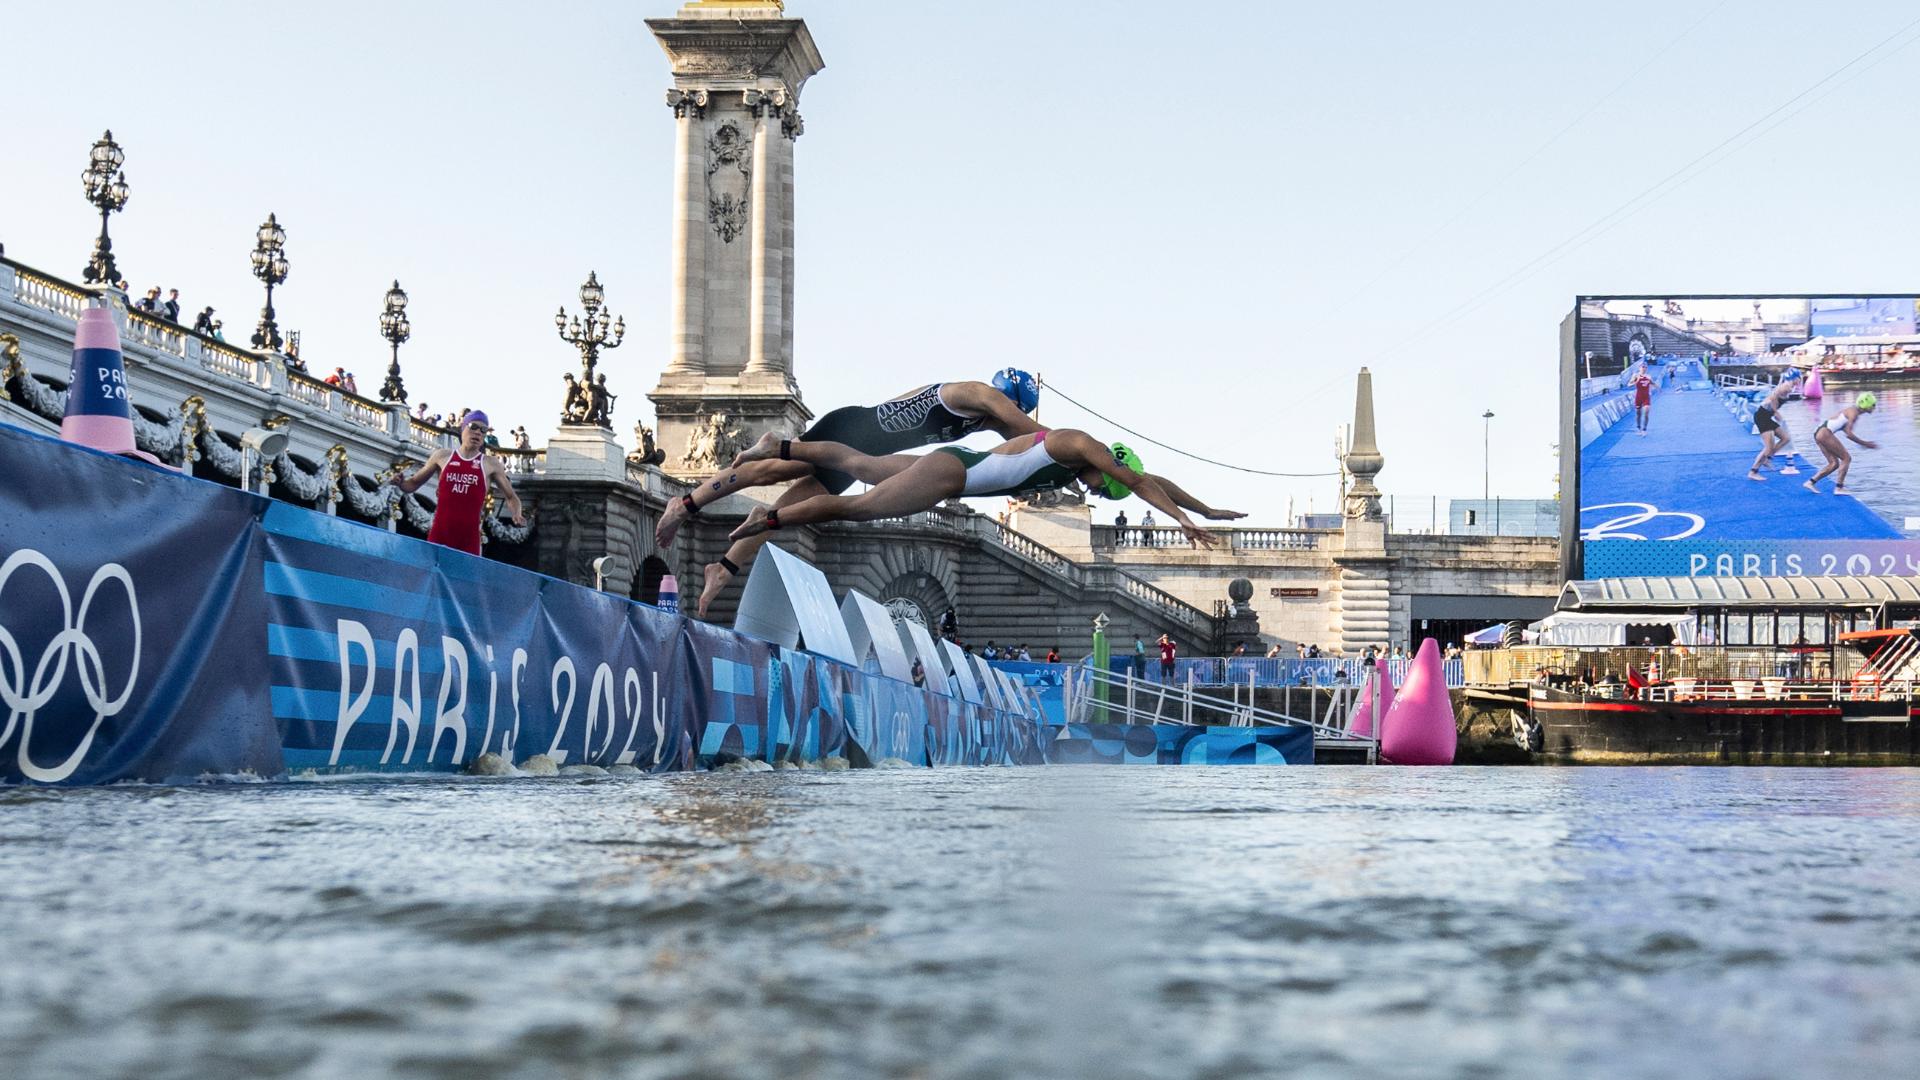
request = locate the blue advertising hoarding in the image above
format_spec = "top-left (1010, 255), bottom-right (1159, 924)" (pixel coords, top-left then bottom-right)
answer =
top-left (0, 422), bottom-right (1045, 784)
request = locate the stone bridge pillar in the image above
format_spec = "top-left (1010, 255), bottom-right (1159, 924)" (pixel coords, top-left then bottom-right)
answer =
top-left (646, 1), bottom-right (822, 476)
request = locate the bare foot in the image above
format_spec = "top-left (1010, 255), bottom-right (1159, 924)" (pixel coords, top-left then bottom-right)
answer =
top-left (1780, 466), bottom-right (1800, 475)
top-left (729, 505), bottom-right (772, 541)
top-left (1803, 480), bottom-right (1820, 493)
top-left (729, 431), bottom-right (783, 469)
top-left (1834, 486), bottom-right (1854, 497)
top-left (1747, 472), bottom-right (1766, 482)
top-left (696, 560), bottom-right (734, 618)
top-left (655, 495), bottom-right (693, 547)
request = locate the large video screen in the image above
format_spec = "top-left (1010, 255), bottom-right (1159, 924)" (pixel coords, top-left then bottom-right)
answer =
top-left (1571, 295), bottom-right (1920, 579)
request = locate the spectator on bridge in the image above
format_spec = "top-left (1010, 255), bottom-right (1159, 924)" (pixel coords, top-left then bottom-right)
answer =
top-left (1158, 635), bottom-right (1177, 681)
top-left (192, 306), bottom-right (215, 334)
top-left (910, 657), bottom-right (926, 688)
top-left (209, 319), bottom-right (224, 342)
top-left (1141, 510), bottom-right (1156, 528)
top-left (940, 608), bottom-right (958, 640)
top-left (1046, 646), bottom-right (1060, 663)
top-left (512, 426), bottom-right (531, 450)
top-left (1230, 642), bottom-right (1247, 658)
top-left (327, 367), bottom-right (345, 388)
top-left (135, 287), bottom-right (160, 313)
top-left (983, 641), bottom-right (999, 661)
top-left (1017, 644), bottom-right (1032, 661)
top-left (162, 289), bottom-right (181, 322)
top-left (1134, 635), bottom-right (1147, 676)
top-left (1265, 643), bottom-right (1284, 659)
top-left (341, 372), bottom-right (360, 396)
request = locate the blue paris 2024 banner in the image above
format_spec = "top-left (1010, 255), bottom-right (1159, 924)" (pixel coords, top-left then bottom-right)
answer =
top-left (0, 422), bottom-right (1045, 784)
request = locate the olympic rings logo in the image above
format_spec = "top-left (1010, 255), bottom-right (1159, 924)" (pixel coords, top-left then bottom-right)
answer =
top-left (0, 549), bottom-right (141, 783)
top-left (1580, 502), bottom-right (1705, 541)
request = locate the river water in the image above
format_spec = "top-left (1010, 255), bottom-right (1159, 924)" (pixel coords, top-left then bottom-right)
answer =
top-left (3, 767), bottom-right (1917, 1079)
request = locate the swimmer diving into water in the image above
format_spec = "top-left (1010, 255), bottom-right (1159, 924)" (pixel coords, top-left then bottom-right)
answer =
top-left (655, 370), bottom-right (1041, 615)
top-left (1804, 393), bottom-right (1878, 496)
top-left (722, 428), bottom-right (1232, 550)
top-left (657, 369), bottom-right (1243, 615)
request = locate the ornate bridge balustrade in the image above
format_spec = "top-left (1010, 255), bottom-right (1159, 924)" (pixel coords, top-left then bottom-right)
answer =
top-left (0, 255), bottom-right (529, 545)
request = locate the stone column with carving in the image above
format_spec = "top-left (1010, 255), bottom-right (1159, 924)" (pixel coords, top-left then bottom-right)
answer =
top-left (666, 88), bottom-right (709, 374)
top-left (745, 88), bottom-right (787, 375)
top-left (646, 2), bottom-right (823, 476)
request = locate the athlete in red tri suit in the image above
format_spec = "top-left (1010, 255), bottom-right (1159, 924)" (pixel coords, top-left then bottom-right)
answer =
top-left (397, 410), bottom-right (527, 555)
top-left (1632, 368), bottom-right (1655, 435)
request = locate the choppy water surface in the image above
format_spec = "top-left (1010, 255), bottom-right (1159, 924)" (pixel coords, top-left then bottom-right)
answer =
top-left (3, 767), bottom-right (1919, 1080)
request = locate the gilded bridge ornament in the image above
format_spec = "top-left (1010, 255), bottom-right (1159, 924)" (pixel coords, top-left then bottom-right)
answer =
top-left (0, 333), bottom-right (22, 401)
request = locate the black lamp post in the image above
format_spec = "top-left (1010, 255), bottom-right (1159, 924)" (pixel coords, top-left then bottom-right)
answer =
top-left (378, 279), bottom-right (410, 402)
top-left (249, 213), bottom-right (290, 352)
top-left (80, 130), bottom-right (131, 286)
top-left (555, 271), bottom-right (625, 426)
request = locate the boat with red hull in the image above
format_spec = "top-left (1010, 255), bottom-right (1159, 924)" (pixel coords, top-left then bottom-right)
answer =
top-left (1522, 630), bottom-right (1920, 765)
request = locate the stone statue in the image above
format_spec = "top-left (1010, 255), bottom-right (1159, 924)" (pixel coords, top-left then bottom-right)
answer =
top-left (561, 372), bottom-right (590, 425)
top-left (1014, 482), bottom-right (1086, 509)
top-left (629, 422), bottom-right (666, 467)
top-left (587, 373), bottom-right (616, 428)
top-left (680, 411), bottom-right (746, 471)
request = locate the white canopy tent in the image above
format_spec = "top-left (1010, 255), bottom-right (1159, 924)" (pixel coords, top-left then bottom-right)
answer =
top-left (1528, 611), bottom-right (1698, 647)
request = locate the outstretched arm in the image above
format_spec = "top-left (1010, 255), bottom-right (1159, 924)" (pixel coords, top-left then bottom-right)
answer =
top-left (1136, 472), bottom-right (1244, 520)
top-left (1050, 430), bottom-right (1219, 548)
top-left (487, 459), bottom-right (528, 526)
top-left (395, 449), bottom-right (448, 494)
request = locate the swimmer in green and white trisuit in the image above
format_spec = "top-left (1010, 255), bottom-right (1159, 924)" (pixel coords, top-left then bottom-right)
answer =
top-left (723, 428), bottom-right (1233, 549)
top-left (1805, 393), bottom-right (1878, 496)
top-left (1746, 368), bottom-right (1803, 481)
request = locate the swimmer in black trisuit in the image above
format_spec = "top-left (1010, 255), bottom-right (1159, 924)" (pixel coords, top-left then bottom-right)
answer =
top-left (1805, 393), bottom-right (1878, 496)
top-left (722, 428), bottom-right (1233, 550)
top-left (1747, 368), bottom-right (1803, 481)
top-left (656, 370), bottom-right (1044, 615)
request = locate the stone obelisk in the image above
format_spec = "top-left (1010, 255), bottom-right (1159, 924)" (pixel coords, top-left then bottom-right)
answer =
top-left (647, 0), bottom-right (823, 475)
top-left (1335, 367), bottom-right (1390, 656)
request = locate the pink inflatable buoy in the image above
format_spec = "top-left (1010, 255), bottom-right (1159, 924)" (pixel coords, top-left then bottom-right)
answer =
top-left (1348, 658), bottom-right (1395, 738)
top-left (1380, 639), bottom-right (1456, 765)
top-left (1802, 367), bottom-right (1823, 400)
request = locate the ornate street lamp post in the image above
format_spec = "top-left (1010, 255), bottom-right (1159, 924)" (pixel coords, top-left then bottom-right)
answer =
top-left (249, 213), bottom-right (290, 352)
top-left (555, 271), bottom-right (625, 427)
top-left (80, 130), bottom-right (131, 286)
top-left (378, 279), bottom-right (411, 402)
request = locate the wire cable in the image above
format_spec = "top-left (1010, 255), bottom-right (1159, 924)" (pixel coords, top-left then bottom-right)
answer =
top-left (1038, 377), bottom-right (1342, 478)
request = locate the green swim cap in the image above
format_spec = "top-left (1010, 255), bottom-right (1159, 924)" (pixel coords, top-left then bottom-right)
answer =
top-left (1857, 392), bottom-right (1878, 410)
top-left (1100, 442), bottom-right (1143, 500)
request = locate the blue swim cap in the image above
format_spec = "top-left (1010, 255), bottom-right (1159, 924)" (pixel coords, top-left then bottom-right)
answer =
top-left (991, 368), bottom-right (1039, 414)
top-left (1782, 368), bottom-right (1802, 382)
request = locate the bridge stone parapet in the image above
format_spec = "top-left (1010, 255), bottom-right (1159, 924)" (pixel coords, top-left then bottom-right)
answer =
top-left (0, 255), bottom-right (535, 547)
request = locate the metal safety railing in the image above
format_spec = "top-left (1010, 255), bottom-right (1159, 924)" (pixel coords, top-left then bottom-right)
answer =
top-left (1061, 661), bottom-right (1378, 759)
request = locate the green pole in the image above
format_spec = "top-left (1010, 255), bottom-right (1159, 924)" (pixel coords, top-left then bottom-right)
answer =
top-left (1092, 619), bottom-right (1110, 724)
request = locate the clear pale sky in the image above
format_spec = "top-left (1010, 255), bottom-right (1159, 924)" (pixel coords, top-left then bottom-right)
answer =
top-left (4, 1), bottom-right (1916, 525)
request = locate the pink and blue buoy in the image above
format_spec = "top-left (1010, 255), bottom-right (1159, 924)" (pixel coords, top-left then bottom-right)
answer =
top-left (62, 307), bottom-right (167, 467)
top-left (1380, 638), bottom-right (1456, 765)
top-left (1348, 658), bottom-right (1395, 738)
